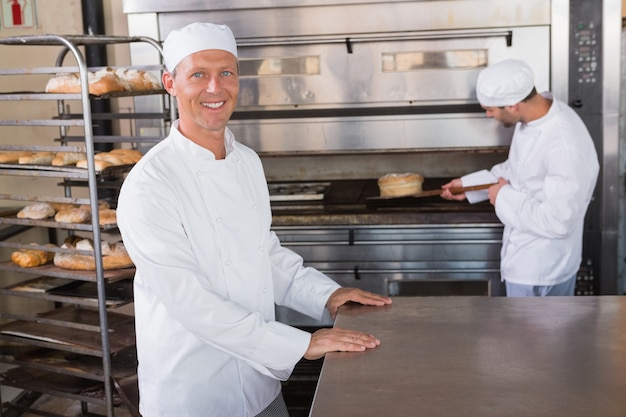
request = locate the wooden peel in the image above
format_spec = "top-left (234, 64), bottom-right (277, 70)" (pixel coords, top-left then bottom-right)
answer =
top-left (368, 183), bottom-right (496, 200)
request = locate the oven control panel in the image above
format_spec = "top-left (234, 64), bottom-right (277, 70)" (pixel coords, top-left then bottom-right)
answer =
top-left (569, 0), bottom-right (602, 110)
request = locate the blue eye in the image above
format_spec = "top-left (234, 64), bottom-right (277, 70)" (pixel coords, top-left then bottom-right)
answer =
top-left (221, 71), bottom-right (233, 77)
top-left (192, 72), bottom-right (203, 78)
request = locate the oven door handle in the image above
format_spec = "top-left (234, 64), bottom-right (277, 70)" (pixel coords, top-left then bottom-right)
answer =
top-left (353, 266), bottom-right (361, 281)
top-left (238, 29), bottom-right (513, 48)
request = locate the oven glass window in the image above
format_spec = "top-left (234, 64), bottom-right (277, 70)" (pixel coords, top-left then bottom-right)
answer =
top-left (239, 56), bottom-right (320, 77)
top-left (382, 49), bottom-right (487, 72)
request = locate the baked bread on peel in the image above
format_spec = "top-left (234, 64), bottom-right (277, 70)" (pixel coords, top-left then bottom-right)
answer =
top-left (377, 172), bottom-right (425, 198)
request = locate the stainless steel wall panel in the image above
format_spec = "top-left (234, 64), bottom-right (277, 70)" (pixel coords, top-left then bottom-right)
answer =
top-left (550, 0), bottom-right (569, 100)
top-left (125, 0), bottom-right (550, 37)
top-left (617, 28), bottom-right (626, 294)
top-left (598, 0), bottom-right (622, 294)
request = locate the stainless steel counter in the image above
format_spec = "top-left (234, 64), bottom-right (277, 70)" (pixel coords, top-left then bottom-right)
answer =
top-left (310, 296), bottom-right (626, 417)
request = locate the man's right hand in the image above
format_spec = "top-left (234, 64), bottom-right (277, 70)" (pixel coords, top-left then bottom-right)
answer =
top-left (440, 178), bottom-right (467, 201)
top-left (304, 327), bottom-right (381, 360)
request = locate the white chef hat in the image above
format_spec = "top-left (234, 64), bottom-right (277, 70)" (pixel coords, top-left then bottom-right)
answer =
top-left (162, 22), bottom-right (238, 72)
top-left (476, 59), bottom-right (535, 107)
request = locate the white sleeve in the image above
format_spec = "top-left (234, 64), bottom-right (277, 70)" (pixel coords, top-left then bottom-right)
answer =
top-left (461, 169), bottom-right (497, 204)
top-left (495, 146), bottom-right (598, 238)
top-left (267, 231), bottom-right (341, 321)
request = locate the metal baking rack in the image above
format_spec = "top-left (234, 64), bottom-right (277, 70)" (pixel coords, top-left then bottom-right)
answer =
top-left (0, 33), bottom-right (172, 417)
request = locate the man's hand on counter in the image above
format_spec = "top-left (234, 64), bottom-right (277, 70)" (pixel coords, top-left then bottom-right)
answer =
top-left (326, 287), bottom-right (392, 319)
top-left (304, 327), bottom-right (382, 360)
top-left (302, 288), bottom-right (391, 360)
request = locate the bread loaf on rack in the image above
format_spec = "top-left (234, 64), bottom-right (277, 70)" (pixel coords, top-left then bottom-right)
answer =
top-left (49, 202), bottom-right (78, 212)
top-left (51, 152), bottom-right (87, 167)
top-left (115, 68), bottom-right (161, 91)
top-left (54, 236), bottom-right (133, 270)
top-left (110, 148), bottom-right (143, 159)
top-left (46, 67), bottom-right (161, 95)
top-left (76, 159), bottom-right (113, 172)
top-left (79, 199), bottom-right (110, 212)
top-left (75, 149), bottom-right (143, 172)
top-left (1, 150), bottom-right (88, 167)
top-left (11, 244), bottom-right (55, 268)
top-left (45, 68), bottom-right (126, 96)
top-left (96, 150), bottom-right (142, 165)
top-left (54, 207), bottom-right (92, 224)
top-left (97, 209), bottom-right (117, 226)
top-left (0, 151), bottom-right (34, 163)
top-left (18, 151), bottom-right (55, 165)
top-left (17, 202), bottom-right (56, 220)
top-left (76, 200), bottom-right (116, 226)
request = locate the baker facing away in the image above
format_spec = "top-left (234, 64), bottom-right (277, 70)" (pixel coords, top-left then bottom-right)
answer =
top-left (441, 59), bottom-right (599, 297)
top-left (117, 22), bottom-right (391, 417)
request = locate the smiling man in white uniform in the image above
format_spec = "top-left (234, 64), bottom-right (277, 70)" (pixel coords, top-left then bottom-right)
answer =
top-left (441, 59), bottom-right (599, 297)
top-left (117, 22), bottom-right (391, 417)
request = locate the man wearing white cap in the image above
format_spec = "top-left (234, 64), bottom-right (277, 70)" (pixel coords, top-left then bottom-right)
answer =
top-left (441, 59), bottom-right (599, 297)
top-left (117, 22), bottom-right (391, 417)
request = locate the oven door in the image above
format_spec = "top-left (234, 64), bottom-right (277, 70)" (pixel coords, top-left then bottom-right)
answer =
top-left (274, 224), bottom-right (503, 327)
top-left (229, 26), bottom-right (550, 154)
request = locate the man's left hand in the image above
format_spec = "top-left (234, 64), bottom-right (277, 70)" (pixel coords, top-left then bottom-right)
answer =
top-left (326, 288), bottom-right (392, 319)
top-left (488, 177), bottom-right (509, 205)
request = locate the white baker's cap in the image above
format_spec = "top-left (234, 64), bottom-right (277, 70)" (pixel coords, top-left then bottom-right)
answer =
top-left (162, 22), bottom-right (238, 72)
top-left (476, 59), bottom-right (535, 107)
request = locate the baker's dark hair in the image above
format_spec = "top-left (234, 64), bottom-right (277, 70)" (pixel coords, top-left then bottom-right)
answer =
top-left (522, 87), bottom-right (537, 102)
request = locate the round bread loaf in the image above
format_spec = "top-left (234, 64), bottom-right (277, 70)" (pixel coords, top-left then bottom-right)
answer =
top-left (378, 172), bottom-right (425, 198)
top-left (49, 202), bottom-right (78, 213)
top-left (17, 202), bottom-right (56, 220)
top-left (54, 207), bottom-right (92, 223)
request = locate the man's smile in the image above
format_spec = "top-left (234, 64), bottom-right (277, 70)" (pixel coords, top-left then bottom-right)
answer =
top-left (202, 101), bottom-right (225, 109)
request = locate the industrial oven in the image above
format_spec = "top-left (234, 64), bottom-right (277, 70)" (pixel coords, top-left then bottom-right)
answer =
top-left (121, 0), bottom-right (622, 324)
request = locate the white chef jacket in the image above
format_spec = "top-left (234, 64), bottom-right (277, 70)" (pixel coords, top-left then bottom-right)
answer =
top-left (117, 122), bottom-right (341, 417)
top-left (462, 93), bottom-right (599, 286)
